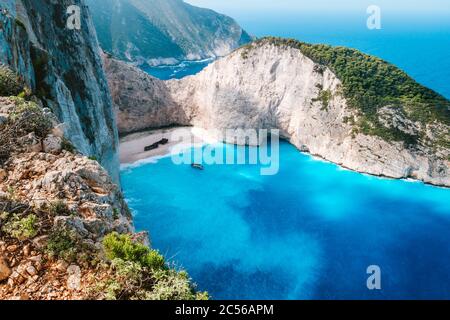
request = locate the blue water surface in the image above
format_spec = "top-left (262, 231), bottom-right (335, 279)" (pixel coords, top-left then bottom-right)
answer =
top-left (121, 142), bottom-right (450, 299)
top-left (141, 59), bottom-right (213, 80)
top-left (122, 11), bottom-right (450, 299)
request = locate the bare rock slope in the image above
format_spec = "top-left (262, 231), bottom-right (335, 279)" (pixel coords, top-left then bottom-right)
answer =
top-left (103, 54), bottom-right (190, 135)
top-left (0, 96), bottom-right (132, 299)
top-left (0, 0), bottom-right (120, 181)
top-left (107, 39), bottom-right (450, 187)
top-left (0, 96), bottom-right (206, 300)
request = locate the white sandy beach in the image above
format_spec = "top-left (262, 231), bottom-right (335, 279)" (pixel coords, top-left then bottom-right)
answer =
top-left (119, 127), bottom-right (211, 164)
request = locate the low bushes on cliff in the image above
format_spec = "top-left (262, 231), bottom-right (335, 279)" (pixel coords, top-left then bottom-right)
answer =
top-left (0, 65), bottom-right (24, 97)
top-left (0, 195), bottom-right (44, 242)
top-left (0, 97), bottom-right (52, 164)
top-left (8, 97), bottom-right (52, 137)
top-left (47, 200), bottom-right (74, 217)
top-left (103, 232), bottom-right (165, 270)
top-left (45, 227), bottom-right (79, 262)
top-left (2, 213), bottom-right (39, 240)
top-left (93, 232), bottom-right (208, 300)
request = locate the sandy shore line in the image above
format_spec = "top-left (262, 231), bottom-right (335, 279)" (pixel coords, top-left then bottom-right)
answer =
top-left (119, 127), bottom-right (209, 164)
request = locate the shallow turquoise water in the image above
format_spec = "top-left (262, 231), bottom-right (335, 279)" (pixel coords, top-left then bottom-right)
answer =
top-left (125, 11), bottom-right (450, 299)
top-left (121, 142), bottom-right (450, 299)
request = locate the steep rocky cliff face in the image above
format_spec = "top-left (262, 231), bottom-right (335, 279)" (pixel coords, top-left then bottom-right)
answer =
top-left (103, 53), bottom-right (190, 134)
top-left (0, 2), bottom-right (34, 89)
top-left (0, 96), bottom-right (206, 300)
top-left (87, 0), bottom-right (252, 66)
top-left (107, 40), bottom-right (450, 187)
top-left (0, 0), bottom-right (119, 181)
top-left (0, 1), bottom-right (206, 300)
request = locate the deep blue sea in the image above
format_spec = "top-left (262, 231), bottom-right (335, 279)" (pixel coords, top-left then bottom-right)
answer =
top-left (123, 12), bottom-right (450, 299)
top-left (141, 58), bottom-right (213, 80)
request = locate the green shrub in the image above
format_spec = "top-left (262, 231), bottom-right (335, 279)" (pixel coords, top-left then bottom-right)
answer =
top-left (17, 88), bottom-right (32, 99)
top-left (102, 279), bottom-right (123, 300)
top-left (6, 186), bottom-right (18, 201)
top-left (48, 200), bottom-right (73, 216)
top-left (312, 89), bottom-right (332, 111)
top-left (111, 258), bottom-right (143, 280)
top-left (112, 208), bottom-right (120, 220)
top-left (96, 259), bottom-right (207, 301)
top-left (146, 269), bottom-right (209, 300)
top-left (103, 232), bottom-right (165, 270)
top-left (61, 138), bottom-right (76, 153)
top-left (46, 227), bottom-right (78, 261)
top-left (94, 233), bottom-right (208, 300)
top-left (0, 97), bottom-right (52, 163)
top-left (0, 65), bottom-right (24, 96)
top-left (9, 97), bottom-right (52, 138)
top-left (0, 211), bottom-right (9, 222)
top-left (96, 258), bottom-right (144, 300)
top-left (2, 214), bottom-right (39, 240)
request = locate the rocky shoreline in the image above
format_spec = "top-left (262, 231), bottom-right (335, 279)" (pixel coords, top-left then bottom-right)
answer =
top-left (118, 125), bottom-right (450, 189)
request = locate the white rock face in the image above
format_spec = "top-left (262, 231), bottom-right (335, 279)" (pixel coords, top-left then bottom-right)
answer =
top-left (107, 43), bottom-right (450, 187)
top-left (42, 135), bottom-right (62, 154)
top-left (103, 54), bottom-right (190, 134)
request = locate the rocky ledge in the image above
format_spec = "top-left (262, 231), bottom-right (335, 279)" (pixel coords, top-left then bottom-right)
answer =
top-left (0, 96), bottom-right (205, 300)
top-left (0, 96), bottom-right (130, 299)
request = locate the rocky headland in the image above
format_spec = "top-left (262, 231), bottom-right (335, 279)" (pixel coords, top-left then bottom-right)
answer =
top-left (87, 0), bottom-right (252, 66)
top-left (106, 38), bottom-right (450, 187)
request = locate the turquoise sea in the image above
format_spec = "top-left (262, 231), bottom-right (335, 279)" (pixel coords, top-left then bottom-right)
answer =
top-left (124, 12), bottom-right (450, 299)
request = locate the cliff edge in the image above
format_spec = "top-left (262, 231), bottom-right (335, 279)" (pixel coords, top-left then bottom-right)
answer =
top-left (0, 0), bottom-right (119, 181)
top-left (0, 1), bottom-right (206, 300)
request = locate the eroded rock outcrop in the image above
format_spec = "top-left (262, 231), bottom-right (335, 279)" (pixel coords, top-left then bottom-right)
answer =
top-left (0, 96), bottom-right (133, 300)
top-left (103, 53), bottom-right (189, 135)
top-left (0, 95), bottom-right (205, 300)
top-left (0, 0), bottom-right (120, 181)
top-left (107, 40), bottom-right (450, 187)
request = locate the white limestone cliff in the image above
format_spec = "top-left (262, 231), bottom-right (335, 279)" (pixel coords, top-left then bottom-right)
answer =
top-left (106, 42), bottom-right (450, 187)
